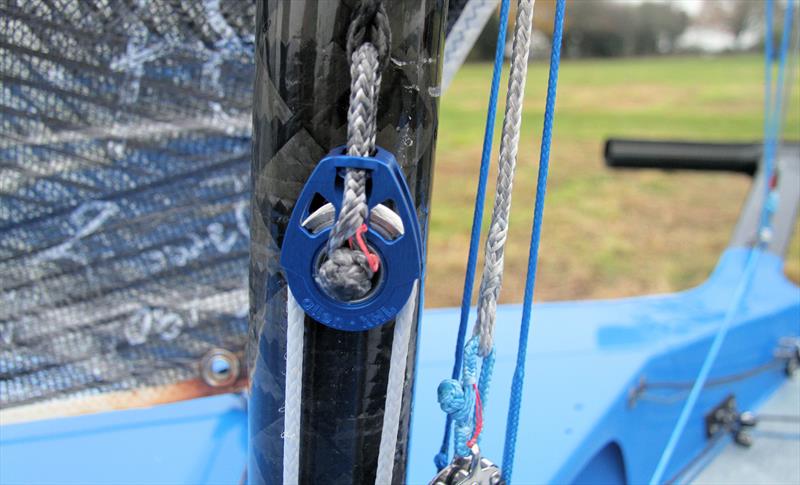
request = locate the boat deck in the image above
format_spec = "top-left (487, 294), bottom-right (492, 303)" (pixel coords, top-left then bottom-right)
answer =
top-left (692, 373), bottom-right (800, 485)
top-left (1, 248), bottom-right (798, 484)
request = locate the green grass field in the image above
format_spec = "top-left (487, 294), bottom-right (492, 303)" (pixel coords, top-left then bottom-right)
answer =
top-left (425, 55), bottom-right (800, 307)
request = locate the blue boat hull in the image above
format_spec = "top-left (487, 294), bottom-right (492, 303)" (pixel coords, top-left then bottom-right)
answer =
top-left (2, 248), bottom-right (798, 484)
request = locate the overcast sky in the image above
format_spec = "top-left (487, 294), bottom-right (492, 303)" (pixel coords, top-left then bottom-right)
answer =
top-left (613, 0), bottom-right (704, 15)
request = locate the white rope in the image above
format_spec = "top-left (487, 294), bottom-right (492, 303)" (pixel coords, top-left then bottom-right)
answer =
top-left (283, 283), bottom-right (419, 485)
top-left (375, 281), bottom-right (419, 484)
top-left (442, 0), bottom-right (501, 93)
top-left (283, 289), bottom-right (304, 485)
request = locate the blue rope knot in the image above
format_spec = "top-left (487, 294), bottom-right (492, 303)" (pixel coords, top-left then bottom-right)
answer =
top-left (436, 0), bottom-right (513, 471)
top-left (437, 376), bottom-right (476, 458)
top-left (437, 378), bottom-right (475, 420)
top-left (436, 336), bottom-right (486, 459)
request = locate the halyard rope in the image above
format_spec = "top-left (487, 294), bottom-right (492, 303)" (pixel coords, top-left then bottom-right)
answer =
top-left (282, 3), bottom-right (420, 484)
top-left (501, 1), bottom-right (565, 481)
top-left (318, 0), bottom-right (391, 300)
top-left (324, 42), bottom-right (379, 252)
top-left (316, 41), bottom-right (382, 301)
top-left (375, 282), bottom-right (419, 485)
top-left (436, 0), bottom-right (536, 469)
top-left (473, 0), bottom-right (535, 358)
top-left (441, 0), bottom-right (502, 92)
top-left (437, 0), bottom-right (512, 469)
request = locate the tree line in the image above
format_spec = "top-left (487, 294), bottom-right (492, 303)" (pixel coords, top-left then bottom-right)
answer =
top-left (468, 0), bottom-right (792, 60)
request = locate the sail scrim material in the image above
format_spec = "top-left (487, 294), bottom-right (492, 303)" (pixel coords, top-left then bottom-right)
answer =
top-left (0, 0), bottom-right (255, 421)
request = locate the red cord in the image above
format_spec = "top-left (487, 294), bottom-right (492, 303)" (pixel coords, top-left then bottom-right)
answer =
top-left (348, 224), bottom-right (380, 272)
top-left (466, 383), bottom-right (483, 448)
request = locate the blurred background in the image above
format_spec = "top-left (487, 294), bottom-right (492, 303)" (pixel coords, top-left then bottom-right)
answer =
top-left (0, 0), bottom-right (797, 419)
top-left (425, 0), bottom-right (800, 307)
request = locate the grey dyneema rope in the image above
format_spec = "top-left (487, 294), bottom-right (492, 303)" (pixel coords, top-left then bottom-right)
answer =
top-left (474, 0), bottom-right (534, 356)
top-left (316, 43), bottom-right (382, 301)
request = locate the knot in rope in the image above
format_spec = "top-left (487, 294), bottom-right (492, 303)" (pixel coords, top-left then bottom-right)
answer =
top-left (436, 376), bottom-right (476, 466)
top-left (435, 377), bottom-right (477, 470)
top-left (347, 0), bottom-right (391, 71)
top-left (316, 247), bottom-right (375, 301)
top-left (436, 336), bottom-right (486, 459)
top-left (437, 378), bottom-right (474, 418)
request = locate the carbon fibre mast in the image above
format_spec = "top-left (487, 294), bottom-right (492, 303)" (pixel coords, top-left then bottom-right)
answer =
top-left (248, 1), bottom-right (446, 483)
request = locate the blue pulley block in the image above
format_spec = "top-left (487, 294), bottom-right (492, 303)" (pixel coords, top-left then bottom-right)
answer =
top-left (281, 145), bottom-right (423, 331)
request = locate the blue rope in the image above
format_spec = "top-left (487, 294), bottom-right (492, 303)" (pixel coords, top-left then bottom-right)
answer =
top-left (758, 0), bottom-right (777, 240)
top-left (435, 0), bottom-right (511, 471)
top-left (647, 249), bottom-right (763, 485)
top-left (760, 0), bottom-right (795, 235)
top-left (762, 0), bottom-right (775, 173)
top-left (500, 0), bottom-right (566, 482)
top-left (437, 336), bottom-right (496, 457)
top-left (648, 2), bottom-right (794, 483)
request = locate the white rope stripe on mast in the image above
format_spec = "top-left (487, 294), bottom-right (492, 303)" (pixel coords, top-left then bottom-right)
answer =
top-left (282, 290), bottom-right (304, 485)
top-left (282, 7), bottom-right (419, 482)
top-left (375, 281), bottom-right (419, 484)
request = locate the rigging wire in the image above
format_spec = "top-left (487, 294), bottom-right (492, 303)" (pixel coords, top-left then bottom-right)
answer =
top-left (435, 0), bottom-right (511, 470)
top-left (648, 1), bottom-right (796, 483)
top-left (500, 0), bottom-right (566, 481)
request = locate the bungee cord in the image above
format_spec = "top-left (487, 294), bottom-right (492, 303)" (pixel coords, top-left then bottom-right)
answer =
top-left (629, 356), bottom-right (793, 406)
top-left (648, 2), bottom-right (796, 483)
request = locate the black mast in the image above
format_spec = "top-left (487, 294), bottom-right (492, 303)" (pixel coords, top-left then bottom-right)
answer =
top-left (249, 1), bottom-right (446, 483)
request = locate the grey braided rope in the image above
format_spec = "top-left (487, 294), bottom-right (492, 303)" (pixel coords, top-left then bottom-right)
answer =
top-left (474, 0), bottom-right (534, 356)
top-left (316, 43), bottom-right (381, 301)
